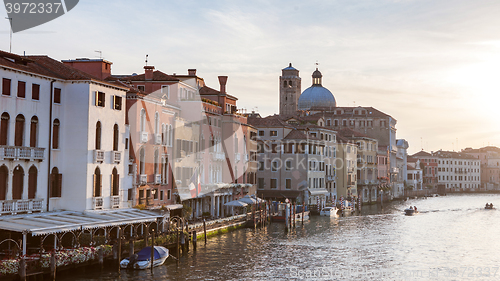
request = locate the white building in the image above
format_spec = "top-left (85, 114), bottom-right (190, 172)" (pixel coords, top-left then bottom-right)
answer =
top-left (434, 150), bottom-right (481, 191)
top-left (0, 51), bottom-right (131, 214)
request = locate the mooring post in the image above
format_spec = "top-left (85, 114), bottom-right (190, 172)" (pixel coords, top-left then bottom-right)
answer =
top-left (19, 256), bottom-right (26, 281)
top-left (150, 230), bottom-right (155, 273)
top-left (98, 247), bottom-right (104, 271)
top-left (50, 250), bottom-right (56, 281)
top-left (129, 238), bottom-right (134, 257)
top-left (176, 228), bottom-right (180, 265)
top-left (192, 230), bottom-right (197, 251)
top-left (203, 219), bottom-right (207, 244)
top-left (185, 232), bottom-right (190, 252)
top-left (117, 229), bottom-right (122, 272)
top-left (180, 231), bottom-right (185, 254)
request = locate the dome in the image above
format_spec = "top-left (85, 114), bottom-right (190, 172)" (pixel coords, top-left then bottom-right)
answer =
top-left (298, 86), bottom-right (336, 111)
top-left (297, 67), bottom-right (336, 111)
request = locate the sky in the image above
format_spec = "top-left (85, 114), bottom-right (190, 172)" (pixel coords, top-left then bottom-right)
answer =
top-left (2, 0), bottom-right (500, 155)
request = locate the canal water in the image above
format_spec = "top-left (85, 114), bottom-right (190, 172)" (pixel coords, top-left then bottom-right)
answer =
top-left (63, 194), bottom-right (500, 280)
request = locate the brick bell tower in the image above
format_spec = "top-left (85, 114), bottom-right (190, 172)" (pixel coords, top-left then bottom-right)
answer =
top-left (279, 63), bottom-right (301, 116)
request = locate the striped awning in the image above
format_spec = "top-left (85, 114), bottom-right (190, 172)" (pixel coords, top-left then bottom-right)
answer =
top-left (0, 209), bottom-right (162, 236)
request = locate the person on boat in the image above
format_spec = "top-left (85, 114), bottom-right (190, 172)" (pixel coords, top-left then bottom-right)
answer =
top-left (486, 203), bottom-right (491, 208)
top-left (409, 206), bottom-right (414, 210)
top-left (414, 206), bottom-right (417, 212)
top-left (491, 203), bottom-right (494, 208)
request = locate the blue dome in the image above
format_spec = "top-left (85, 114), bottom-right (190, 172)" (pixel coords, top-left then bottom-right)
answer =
top-left (298, 85), bottom-right (336, 111)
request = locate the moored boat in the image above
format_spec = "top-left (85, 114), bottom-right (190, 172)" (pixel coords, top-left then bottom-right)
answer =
top-left (120, 246), bottom-right (169, 269)
top-left (320, 206), bottom-right (339, 216)
top-left (404, 208), bottom-right (419, 216)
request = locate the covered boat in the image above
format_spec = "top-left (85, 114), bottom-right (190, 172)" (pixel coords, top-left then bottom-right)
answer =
top-left (320, 206), bottom-right (339, 217)
top-left (120, 246), bottom-right (169, 269)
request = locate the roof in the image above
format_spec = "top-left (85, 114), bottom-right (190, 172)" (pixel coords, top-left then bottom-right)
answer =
top-left (112, 70), bottom-right (179, 82)
top-left (314, 106), bottom-right (394, 120)
top-left (411, 151), bottom-right (433, 157)
top-left (337, 128), bottom-right (373, 140)
top-left (0, 50), bottom-right (126, 89)
top-left (282, 63), bottom-right (298, 71)
top-left (0, 209), bottom-right (161, 236)
top-left (247, 115), bottom-right (294, 128)
top-left (199, 85), bottom-right (238, 100)
top-left (283, 129), bottom-right (321, 141)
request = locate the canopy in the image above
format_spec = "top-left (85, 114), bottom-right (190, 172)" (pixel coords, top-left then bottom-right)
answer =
top-left (239, 195), bottom-right (257, 204)
top-left (308, 188), bottom-right (329, 196)
top-left (224, 200), bottom-right (248, 207)
top-left (136, 246), bottom-right (169, 261)
top-left (0, 209), bottom-right (161, 236)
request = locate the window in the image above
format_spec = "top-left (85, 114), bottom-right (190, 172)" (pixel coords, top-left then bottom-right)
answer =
top-left (286, 179), bottom-right (291, 189)
top-left (14, 114), bottom-right (25, 147)
top-left (17, 81), bottom-right (26, 98)
top-left (32, 84), bottom-right (40, 100)
top-left (272, 161), bottom-right (278, 172)
top-left (50, 167), bottom-right (62, 197)
top-left (12, 165), bottom-right (24, 200)
top-left (160, 190), bottom-right (164, 201)
top-left (28, 166), bottom-right (37, 199)
top-left (270, 131), bottom-right (278, 137)
top-left (286, 160), bottom-right (292, 171)
top-left (2, 78), bottom-right (11, 96)
top-left (111, 167), bottom-right (119, 196)
top-left (153, 188), bottom-right (159, 200)
top-left (259, 161), bottom-right (264, 171)
top-left (113, 124), bottom-right (119, 151)
top-left (95, 91), bottom-right (105, 107)
top-left (257, 178), bottom-right (265, 189)
top-left (167, 189), bottom-right (171, 200)
top-left (52, 119), bottom-right (60, 149)
top-left (54, 88), bottom-right (61, 104)
top-left (0, 113), bottom-right (8, 146)
top-left (93, 167), bottom-right (102, 197)
top-left (139, 148), bottom-right (146, 175)
top-left (258, 130), bottom-right (264, 136)
top-left (270, 179), bottom-right (277, 189)
top-left (113, 95), bottom-right (122, 110)
top-left (95, 121), bottom-right (102, 150)
top-left (161, 85), bottom-right (170, 98)
top-left (30, 116), bottom-right (38, 147)
top-left (137, 85), bottom-right (145, 91)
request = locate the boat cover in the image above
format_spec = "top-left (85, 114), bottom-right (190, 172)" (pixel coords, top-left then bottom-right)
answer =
top-left (136, 246), bottom-right (168, 261)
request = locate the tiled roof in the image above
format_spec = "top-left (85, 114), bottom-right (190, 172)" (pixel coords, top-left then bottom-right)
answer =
top-left (122, 70), bottom-right (179, 82)
top-left (411, 151), bottom-right (433, 157)
top-left (337, 128), bottom-right (372, 139)
top-left (247, 115), bottom-right (294, 128)
top-left (199, 86), bottom-right (238, 100)
top-left (314, 106), bottom-right (393, 119)
top-left (283, 129), bottom-right (320, 141)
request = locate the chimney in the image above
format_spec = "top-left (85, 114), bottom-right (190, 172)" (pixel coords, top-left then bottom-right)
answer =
top-left (144, 65), bottom-right (154, 80)
top-left (218, 76), bottom-right (228, 94)
top-left (188, 69), bottom-right (197, 76)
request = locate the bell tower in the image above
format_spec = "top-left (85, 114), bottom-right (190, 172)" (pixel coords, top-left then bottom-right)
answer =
top-left (279, 63), bottom-right (301, 116)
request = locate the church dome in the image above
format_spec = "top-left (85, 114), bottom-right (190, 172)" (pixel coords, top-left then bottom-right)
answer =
top-left (297, 68), bottom-right (336, 111)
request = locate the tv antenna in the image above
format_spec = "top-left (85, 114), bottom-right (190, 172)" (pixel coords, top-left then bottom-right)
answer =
top-left (145, 54), bottom-right (148, 66)
top-left (95, 50), bottom-right (102, 59)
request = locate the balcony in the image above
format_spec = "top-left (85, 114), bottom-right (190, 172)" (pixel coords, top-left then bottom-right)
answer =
top-left (0, 146), bottom-right (45, 161)
top-left (391, 167), bottom-right (399, 174)
top-left (154, 134), bottom-right (162, 145)
top-left (235, 153), bottom-right (241, 162)
top-left (0, 199), bottom-right (44, 215)
top-left (140, 131), bottom-right (149, 143)
top-left (111, 151), bottom-right (121, 163)
top-left (93, 150), bottom-right (105, 163)
top-left (326, 175), bottom-right (335, 182)
top-left (111, 195), bottom-right (120, 209)
top-left (139, 174), bottom-right (147, 185)
top-left (212, 152), bottom-right (225, 161)
top-left (93, 197), bottom-right (103, 210)
top-left (154, 174), bottom-right (161, 184)
top-left (244, 154), bottom-right (249, 162)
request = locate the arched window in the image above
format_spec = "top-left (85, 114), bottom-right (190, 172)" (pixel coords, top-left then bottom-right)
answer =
top-left (162, 124), bottom-right (166, 145)
top-left (139, 148), bottom-right (145, 175)
top-left (154, 112), bottom-right (159, 136)
top-left (15, 114), bottom-right (25, 146)
top-left (162, 156), bottom-right (169, 184)
top-left (289, 81), bottom-right (293, 87)
top-left (140, 109), bottom-right (146, 133)
top-left (113, 124), bottom-right (119, 151)
top-left (93, 167), bottom-right (102, 197)
top-left (28, 166), bottom-right (37, 199)
top-left (95, 121), bottom-right (102, 150)
top-left (30, 116), bottom-right (38, 147)
top-left (0, 165), bottom-right (8, 200)
top-left (111, 167), bottom-right (119, 196)
top-left (52, 119), bottom-right (60, 149)
top-left (154, 149), bottom-right (159, 175)
top-left (0, 113), bottom-right (9, 145)
top-left (12, 165), bottom-right (24, 200)
top-left (50, 167), bottom-right (61, 197)
top-left (168, 124), bottom-right (173, 146)
top-left (283, 81), bottom-right (287, 87)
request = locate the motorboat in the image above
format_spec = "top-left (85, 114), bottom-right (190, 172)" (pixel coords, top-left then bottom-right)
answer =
top-left (320, 207), bottom-right (339, 216)
top-left (120, 246), bottom-right (169, 269)
top-left (485, 204), bottom-right (495, 210)
top-left (404, 208), bottom-right (419, 216)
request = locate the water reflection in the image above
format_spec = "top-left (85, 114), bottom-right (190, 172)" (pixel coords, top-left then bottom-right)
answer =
top-left (64, 194), bottom-right (500, 280)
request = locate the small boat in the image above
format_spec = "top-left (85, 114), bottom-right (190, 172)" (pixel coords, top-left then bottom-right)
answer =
top-left (404, 209), bottom-right (419, 216)
top-left (485, 204), bottom-right (495, 210)
top-left (120, 246), bottom-right (169, 269)
top-left (320, 207), bottom-right (339, 216)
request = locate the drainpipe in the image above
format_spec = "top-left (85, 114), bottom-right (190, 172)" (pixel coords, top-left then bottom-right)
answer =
top-left (46, 80), bottom-right (55, 211)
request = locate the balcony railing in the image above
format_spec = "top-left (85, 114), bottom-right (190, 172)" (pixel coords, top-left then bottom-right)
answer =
top-left (111, 195), bottom-right (120, 209)
top-left (154, 174), bottom-right (161, 184)
top-left (154, 134), bottom-right (162, 145)
top-left (140, 131), bottom-right (149, 143)
top-left (111, 151), bottom-right (121, 163)
top-left (93, 150), bottom-right (105, 163)
top-left (235, 153), bottom-right (241, 162)
top-left (0, 199), bottom-right (44, 215)
top-left (93, 197), bottom-right (103, 210)
top-left (139, 174), bottom-right (147, 185)
top-left (213, 152), bottom-right (225, 161)
top-left (326, 175), bottom-right (335, 182)
top-left (0, 146), bottom-right (45, 161)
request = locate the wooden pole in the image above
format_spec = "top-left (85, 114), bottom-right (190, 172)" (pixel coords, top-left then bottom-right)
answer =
top-left (203, 219), bottom-right (207, 244)
top-left (129, 238), bottom-right (134, 257)
top-left (50, 250), bottom-right (56, 281)
top-left (192, 230), bottom-right (197, 251)
top-left (150, 231), bottom-right (155, 273)
top-left (117, 229), bottom-right (122, 272)
top-left (98, 247), bottom-right (104, 270)
top-left (176, 227), bottom-right (179, 265)
top-left (19, 256), bottom-right (26, 281)
top-left (180, 232), bottom-right (185, 254)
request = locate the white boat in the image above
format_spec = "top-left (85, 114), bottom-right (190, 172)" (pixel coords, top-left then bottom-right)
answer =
top-left (120, 246), bottom-right (169, 269)
top-left (320, 207), bottom-right (339, 216)
top-left (404, 208), bottom-right (419, 216)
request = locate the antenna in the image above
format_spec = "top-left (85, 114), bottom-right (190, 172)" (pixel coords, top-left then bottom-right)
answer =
top-left (145, 54), bottom-right (149, 66)
top-left (94, 50), bottom-right (102, 59)
top-left (5, 17), bottom-right (12, 53)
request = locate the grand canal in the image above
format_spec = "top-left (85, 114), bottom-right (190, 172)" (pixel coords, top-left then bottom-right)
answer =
top-left (63, 194), bottom-right (500, 280)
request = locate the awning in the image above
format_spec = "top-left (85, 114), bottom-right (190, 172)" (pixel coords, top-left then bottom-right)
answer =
top-left (0, 209), bottom-right (162, 236)
top-left (308, 188), bottom-right (329, 196)
top-left (167, 204), bottom-right (183, 210)
top-left (257, 190), bottom-right (302, 199)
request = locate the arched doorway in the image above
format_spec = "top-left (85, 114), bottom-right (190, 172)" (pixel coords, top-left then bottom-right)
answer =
top-left (0, 165), bottom-right (8, 200)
